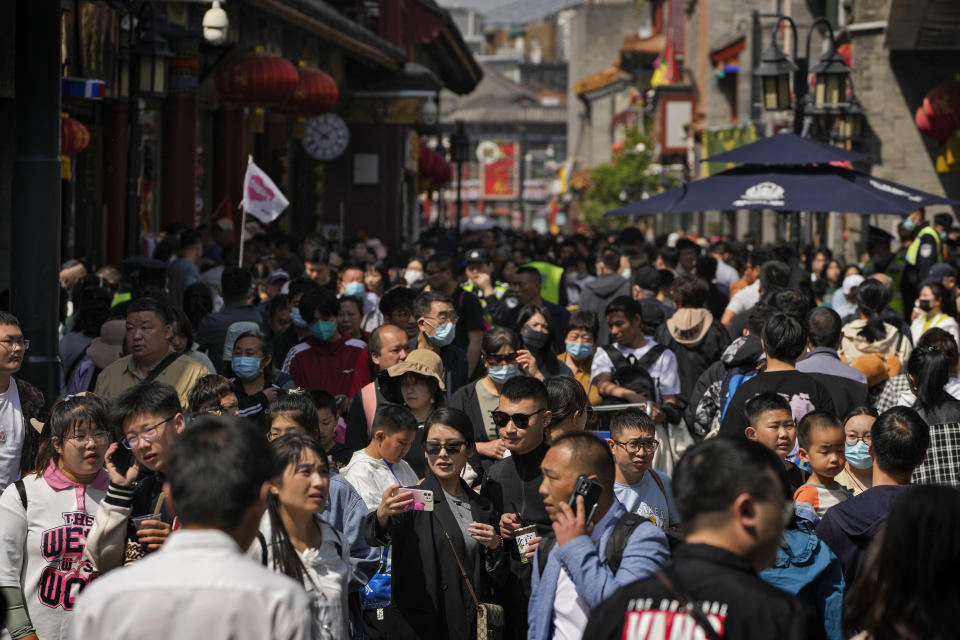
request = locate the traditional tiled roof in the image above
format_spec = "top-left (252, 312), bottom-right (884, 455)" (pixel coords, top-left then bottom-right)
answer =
top-left (573, 66), bottom-right (631, 96)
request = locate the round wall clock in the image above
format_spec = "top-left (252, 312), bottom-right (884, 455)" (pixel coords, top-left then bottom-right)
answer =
top-left (303, 113), bottom-right (349, 161)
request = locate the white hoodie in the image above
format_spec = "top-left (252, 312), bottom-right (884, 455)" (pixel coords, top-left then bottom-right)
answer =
top-left (341, 450), bottom-right (418, 511)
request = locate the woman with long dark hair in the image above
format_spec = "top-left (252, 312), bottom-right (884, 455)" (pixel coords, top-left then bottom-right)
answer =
top-left (839, 278), bottom-right (912, 390)
top-left (0, 395), bottom-right (110, 640)
top-left (256, 434), bottom-right (350, 639)
top-left (365, 407), bottom-right (506, 640)
top-left (844, 485), bottom-right (960, 640)
top-left (516, 304), bottom-right (572, 379)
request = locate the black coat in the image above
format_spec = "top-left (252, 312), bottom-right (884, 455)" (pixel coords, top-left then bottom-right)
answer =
top-left (364, 475), bottom-right (507, 640)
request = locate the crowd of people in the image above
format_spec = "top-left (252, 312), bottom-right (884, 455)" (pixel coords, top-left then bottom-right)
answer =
top-left (2, 206), bottom-right (960, 639)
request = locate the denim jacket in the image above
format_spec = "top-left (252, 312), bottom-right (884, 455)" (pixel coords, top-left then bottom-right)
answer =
top-left (527, 500), bottom-right (669, 640)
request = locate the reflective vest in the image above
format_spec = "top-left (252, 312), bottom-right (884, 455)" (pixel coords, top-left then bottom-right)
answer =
top-left (461, 279), bottom-right (509, 325)
top-left (905, 226), bottom-right (943, 266)
top-left (523, 261), bottom-right (564, 304)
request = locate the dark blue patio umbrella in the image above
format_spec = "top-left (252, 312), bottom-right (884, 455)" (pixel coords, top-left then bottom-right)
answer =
top-left (606, 165), bottom-right (959, 217)
top-left (703, 132), bottom-right (869, 165)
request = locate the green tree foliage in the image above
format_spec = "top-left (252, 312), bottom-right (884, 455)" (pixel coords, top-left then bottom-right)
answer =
top-left (580, 128), bottom-right (668, 230)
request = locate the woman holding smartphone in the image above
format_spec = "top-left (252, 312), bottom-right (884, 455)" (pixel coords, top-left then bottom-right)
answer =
top-left (365, 407), bottom-right (507, 640)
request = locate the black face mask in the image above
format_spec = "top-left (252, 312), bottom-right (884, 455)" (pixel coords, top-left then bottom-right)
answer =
top-left (918, 299), bottom-right (933, 312)
top-left (522, 325), bottom-right (549, 351)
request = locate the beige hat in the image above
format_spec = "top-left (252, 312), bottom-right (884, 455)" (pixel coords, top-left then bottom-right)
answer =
top-left (666, 308), bottom-right (712, 346)
top-left (86, 319), bottom-right (126, 369)
top-left (214, 217), bottom-right (234, 231)
top-left (386, 349), bottom-right (445, 390)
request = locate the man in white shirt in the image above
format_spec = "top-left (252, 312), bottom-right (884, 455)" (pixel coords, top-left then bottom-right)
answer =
top-left (591, 296), bottom-right (680, 424)
top-left (0, 312), bottom-right (42, 492)
top-left (69, 416), bottom-right (313, 640)
top-left (710, 241), bottom-right (740, 290)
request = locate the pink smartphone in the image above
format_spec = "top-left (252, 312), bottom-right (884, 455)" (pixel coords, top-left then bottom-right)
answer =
top-left (401, 488), bottom-right (434, 511)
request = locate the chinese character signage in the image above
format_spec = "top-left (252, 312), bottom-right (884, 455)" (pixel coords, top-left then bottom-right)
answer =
top-left (483, 143), bottom-right (518, 200)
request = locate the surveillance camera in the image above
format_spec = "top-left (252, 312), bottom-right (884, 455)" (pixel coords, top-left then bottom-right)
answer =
top-left (203, 1), bottom-right (228, 45)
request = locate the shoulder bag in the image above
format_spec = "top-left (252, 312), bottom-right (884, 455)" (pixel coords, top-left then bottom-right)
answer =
top-left (441, 530), bottom-right (504, 640)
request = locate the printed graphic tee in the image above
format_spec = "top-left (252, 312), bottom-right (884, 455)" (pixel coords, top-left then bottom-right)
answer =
top-left (614, 470), bottom-right (681, 532)
top-left (0, 466), bottom-right (107, 639)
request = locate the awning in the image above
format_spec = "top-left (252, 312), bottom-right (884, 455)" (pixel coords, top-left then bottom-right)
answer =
top-left (574, 67), bottom-right (632, 99)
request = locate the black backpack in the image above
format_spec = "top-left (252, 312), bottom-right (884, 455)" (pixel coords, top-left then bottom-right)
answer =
top-left (601, 343), bottom-right (667, 402)
top-left (536, 512), bottom-right (651, 576)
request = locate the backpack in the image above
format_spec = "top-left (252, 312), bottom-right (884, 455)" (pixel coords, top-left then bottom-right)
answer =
top-left (601, 344), bottom-right (668, 403)
top-left (536, 512), bottom-right (651, 576)
top-left (719, 364), bottom-right (761, 421)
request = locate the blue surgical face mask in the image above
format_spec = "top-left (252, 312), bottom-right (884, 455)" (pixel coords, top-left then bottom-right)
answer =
top-left (488, 364), bottom-right (520, 383)
top-left (566, 342), bottom-right (595, 360)
top-left (344, 282), bottom-right (366, 297)
top-left (903, 218), bottom-right (916, 232)
top-left (232, 356), bottom-right (262, 380)
top-left (290, 307), bottom-right (308, 328)
top-left (427, 322), bottom-right (456, 347)
top-left (310, 319), bottom-right (337, 342)
top-left (845, 441), bottom-right (873, 469)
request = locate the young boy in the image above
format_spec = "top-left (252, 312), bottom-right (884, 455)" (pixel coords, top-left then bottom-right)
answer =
top-left (793, 411), bottom-right (851, 517)
top-left (84, 382), bottom-right (187, 572)
top-left (607, 407), bottom-right (680, 532)
top-left (341, 405), bottom-right (419, 509)
top-left (744, 392), bottom-right (807, 492)
top-left (309, 389), bottom-right (351, 469)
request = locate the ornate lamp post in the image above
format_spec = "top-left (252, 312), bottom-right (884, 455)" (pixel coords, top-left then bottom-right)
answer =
top-left (450, 120), bottom-right (470, 239)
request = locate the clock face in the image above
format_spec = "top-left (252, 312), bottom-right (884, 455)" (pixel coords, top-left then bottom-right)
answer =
top-left (303, 113), bottom-right (349, 161)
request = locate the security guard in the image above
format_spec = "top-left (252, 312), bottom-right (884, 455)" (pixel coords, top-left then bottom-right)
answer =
top-left (461, 247), bottom-right (510, 327)
top-left (904, 208), bottom-right (943, 284)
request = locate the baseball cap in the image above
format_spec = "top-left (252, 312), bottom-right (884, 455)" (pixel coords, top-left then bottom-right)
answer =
top-left (464, 248), bottom-right (492, 264)
top-left (923, 262), bottom-right (956, 285)
top-left (266, 269), bottom-right (290, 284)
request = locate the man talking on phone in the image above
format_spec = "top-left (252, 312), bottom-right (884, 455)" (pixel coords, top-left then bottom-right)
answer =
top-left (527, 432), bottom-right (669, 640)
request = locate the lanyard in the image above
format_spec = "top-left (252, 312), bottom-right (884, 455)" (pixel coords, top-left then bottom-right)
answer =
top-left (922, 313), bottom-right (944, 334)
top-left (384, 460), bottom-right (403, 486)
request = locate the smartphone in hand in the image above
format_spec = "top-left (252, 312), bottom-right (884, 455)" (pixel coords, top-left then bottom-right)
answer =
top-left (109, 446), bottom-right (134, 476)
top-left (401, 488), bottom-right (435, 511)
top-left (569, 475), bottom-right (603, 522)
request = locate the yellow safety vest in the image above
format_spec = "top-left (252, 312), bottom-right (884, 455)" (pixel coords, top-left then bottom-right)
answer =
top-left (905, 226), bottom-right (943, 266)
top-left (523, 261), bottom-right (564, 304)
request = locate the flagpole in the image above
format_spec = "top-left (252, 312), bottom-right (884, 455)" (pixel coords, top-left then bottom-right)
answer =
top-left (238, 207), bottom-right (247, 267)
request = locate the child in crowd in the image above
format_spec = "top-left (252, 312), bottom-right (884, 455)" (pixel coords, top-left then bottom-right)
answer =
top-left (606, 407), bottom-right (680, 532)
top-left (341, 405), bottom-right (419, 510)
top-left (744, 392), bottom-right (807, 492)
top-left (794, 412), bottom-right (852, 517)
top-left (266, 391), bottom-right (319, 441)
top-left (310, 389), bottom-right (351, 469)
top-left (187, 374), bottom-right (239, 417)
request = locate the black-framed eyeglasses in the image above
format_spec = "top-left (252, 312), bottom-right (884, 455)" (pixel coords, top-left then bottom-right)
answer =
top-left (0, 338), bottom-right (29, 350)
top-left (491, 408), bottom-right (544, 430)
top-left (424, 313), bottom-right (459, 325)
top-left (611, 438), bottom-right (660, 453)
top-left (845, 433), bottom-right (872, 445)
top-left (424, 440), bottom-right (467, 456)
top-left (485, 352), bottom-right (518, 365)
top-left (122, 414), bottom-right (175, 449)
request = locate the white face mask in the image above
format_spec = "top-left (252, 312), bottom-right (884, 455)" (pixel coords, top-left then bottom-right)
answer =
top-left (404, 270), bottom-right (423, 286)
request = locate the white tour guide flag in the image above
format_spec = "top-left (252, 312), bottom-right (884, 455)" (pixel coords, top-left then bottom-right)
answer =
top-left (241, 155), bottom-right (289, 224)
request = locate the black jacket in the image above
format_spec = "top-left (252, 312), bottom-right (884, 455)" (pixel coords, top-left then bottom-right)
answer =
top-left (583, 544), bottom-right (826, 640)
top-left (364, 475), bottom-right (507, 640)
top-left (654, 315), bottom-right (730, 415)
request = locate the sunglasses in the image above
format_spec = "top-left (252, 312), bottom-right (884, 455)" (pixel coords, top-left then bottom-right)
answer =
top-left (485, 352), bottom-right (518, 365)
top-left (424, 440), bottom-right (467, 456)
top-left (491, 408), bottom-right (544, 430)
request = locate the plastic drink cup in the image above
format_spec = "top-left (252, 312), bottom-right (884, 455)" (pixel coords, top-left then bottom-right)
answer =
top-left (132, 513), bottom-right (163, 530)
top-left (515, 524), bottom-right (538, 564)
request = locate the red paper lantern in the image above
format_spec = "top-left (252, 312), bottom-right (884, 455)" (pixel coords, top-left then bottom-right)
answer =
top-left (916, 106), bottom-right (955, 142)
top-left (918, 80), bottom-right (960, 141)
top-left (418, 142), bottom-right (431, 176)
top-left (216, 51), bottom-right (299, 105)
top-left (438, 161), bottom-right (453, 185)
top-left (277, 67), bottom-right (339, 114)
top-left (61, 114), bottom-right (90, 156)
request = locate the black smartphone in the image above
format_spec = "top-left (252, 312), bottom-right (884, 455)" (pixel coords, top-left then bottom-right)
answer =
top-left (109, 446), bottom-right (133, 476)
top-left (568, 475), bottom-right (603, 522)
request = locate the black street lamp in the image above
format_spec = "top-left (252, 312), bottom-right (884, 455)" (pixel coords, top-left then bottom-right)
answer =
top-left (134, 2), bottom-right (174, 99)
top-left (450, 120), bottom-right (470, 239)
top-left (755, 40), bottom-right (797, 111)
top-left (753, 15), bottom-right (853, 136)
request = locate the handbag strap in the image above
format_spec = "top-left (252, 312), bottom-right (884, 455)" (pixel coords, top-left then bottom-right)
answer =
top-left (441, 529), bottom-right (481, 610)
top-left (141, 352), bottom-right (182, 385)
top-left (652, 568), bottom-right (722, 640)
